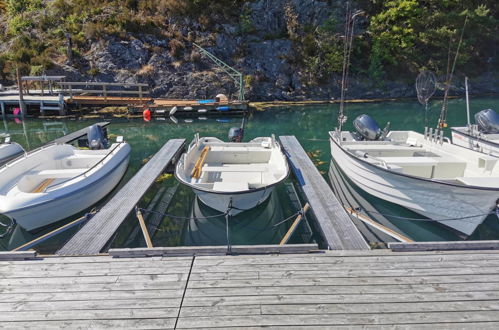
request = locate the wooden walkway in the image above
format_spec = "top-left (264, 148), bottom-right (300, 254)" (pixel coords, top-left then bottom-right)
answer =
top-left (56, 139), bottom-right (185, 255)
top-left (279, 135), bottom-right (369, 250)
top-left (2, 249), bottom-right (499, 328)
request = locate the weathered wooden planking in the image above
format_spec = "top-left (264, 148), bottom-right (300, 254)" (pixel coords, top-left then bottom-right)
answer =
top-left (49, 122), bottom-right (110, 145)
top-left (175, 311), bottom-right (499, 328)
top-left (57, 139), bottom-right (185, 255)
top-left (389, 240), bottom-right (499, 252)
top-left (279, 135), bottom-right (368, 250)
top-left (0, 319), bottom-right (175, 330)
top-left (109, 244), bottom-right (319, 258)
top-left (0, 251), bottom-right (36, 261)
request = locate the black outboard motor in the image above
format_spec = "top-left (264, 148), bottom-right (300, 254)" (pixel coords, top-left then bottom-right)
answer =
top-left (353, 114), bottom-right (382, 141)
top-left (87, 124), bottom-right (109, 150)
top-left (475, 109), bottom-right (499, 134)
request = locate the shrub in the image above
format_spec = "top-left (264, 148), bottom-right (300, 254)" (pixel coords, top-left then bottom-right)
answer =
top-left (169, 38), bottom-right (185, 58)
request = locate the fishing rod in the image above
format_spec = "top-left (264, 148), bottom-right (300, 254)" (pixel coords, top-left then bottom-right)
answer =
top-left (437, 14), bottom-right (468, 135)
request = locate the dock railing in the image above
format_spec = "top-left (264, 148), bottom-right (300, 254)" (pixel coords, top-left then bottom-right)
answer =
top-left (59, 82), bottom-right (150, 102)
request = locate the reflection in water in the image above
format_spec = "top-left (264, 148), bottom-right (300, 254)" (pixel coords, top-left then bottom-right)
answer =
top-left (2, 97), bottom-right (499, 251)
top-left (184, 191), bottom-right (287, 246)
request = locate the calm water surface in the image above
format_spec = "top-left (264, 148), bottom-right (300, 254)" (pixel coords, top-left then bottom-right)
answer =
top-left (1, 96), bottom-right (498, 252)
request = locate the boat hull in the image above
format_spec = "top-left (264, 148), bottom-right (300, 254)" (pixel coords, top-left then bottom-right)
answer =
top-left (330, 135), bottom-right (499, 236)
top-left (0, 143), bottom-right (24, 165)
top-left (2, 149), bottom-right (130, 231)
top-left (194, 187), bottom-right (274, 215)
top-left (451, 128), bottom-right (499, 157)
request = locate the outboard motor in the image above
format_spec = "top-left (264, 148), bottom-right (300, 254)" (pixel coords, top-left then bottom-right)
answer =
top-left (475, 109), bottom-right (499, 134)
top-left (228, 127), bottom-right (244, 142)
top-left (87, 124), bottom-right (108, 150)
top-left (353, 114), bottom-right (382, 141)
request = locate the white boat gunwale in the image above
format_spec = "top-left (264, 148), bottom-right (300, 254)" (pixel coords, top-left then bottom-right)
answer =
top-left (329, 131), bottom-right (499, 192)
top-left (0, 143), bottom-right (130, 213)
top-left (174, 141), bottom-right (290, 196)
top-left (451, 127), bottom-right (499, 149)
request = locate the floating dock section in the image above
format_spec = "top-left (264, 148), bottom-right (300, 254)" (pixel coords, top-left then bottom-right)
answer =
top-left (56, 139), bottom-right (185, 255)
top-left (279, 135), bottom-right (369, 250)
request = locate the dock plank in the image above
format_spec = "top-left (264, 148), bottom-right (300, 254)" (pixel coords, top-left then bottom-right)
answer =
top-left (56, 139), bottom-right (185, 255)
top-left (279, 135), bottom-right (368, 250)
top-left (4, 250), bottom-right (499, 328)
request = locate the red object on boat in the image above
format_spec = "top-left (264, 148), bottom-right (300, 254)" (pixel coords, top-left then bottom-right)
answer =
top-left (143, 108), bottom-right (151, 122)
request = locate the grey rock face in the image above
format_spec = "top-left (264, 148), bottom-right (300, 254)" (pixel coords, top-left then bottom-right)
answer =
top-left (44, 2), bottom-right (498, 101)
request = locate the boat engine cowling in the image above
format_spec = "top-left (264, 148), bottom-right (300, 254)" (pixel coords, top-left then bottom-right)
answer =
top-left (475, 109), bottom-right (499, 134)
top-left (228, 127), bottom-right (244, 142)
top-left (353, 114), bottom-right (382, 141)
top-left (87, 124), bottom-right (108, 150)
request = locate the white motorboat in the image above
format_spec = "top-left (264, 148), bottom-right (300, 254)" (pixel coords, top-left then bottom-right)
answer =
top-left (330, 120), bottom-right (499, 236)
top-left (451, 109), bottom-right (499, 157)
top-left (175, 134), bottom-right (289, 215)
top-left (0, 137), bottom-right (24, 165)
top-left (0, 126), bottom-right (131, 231)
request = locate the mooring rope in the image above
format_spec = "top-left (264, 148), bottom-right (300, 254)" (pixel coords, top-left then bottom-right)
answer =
top-left (358, 207), bottom-right (498, 223)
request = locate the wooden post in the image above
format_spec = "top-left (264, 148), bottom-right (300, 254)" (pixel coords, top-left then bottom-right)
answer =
top-left (139, 85), bottom-right (143, 101)
top-left (16, 67), bottom-right (26, 117)
top-left (1, 102), bottom-right (5, 119)
top-left (279, 203), bottom-right (310, 245)
top-left (135, 206), bottom-right (153, 248)
top-left (103, 84), bottom-right (107, 102)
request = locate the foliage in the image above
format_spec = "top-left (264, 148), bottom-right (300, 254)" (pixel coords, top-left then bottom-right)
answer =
top-left (366, 0), bottom-right (498, 78)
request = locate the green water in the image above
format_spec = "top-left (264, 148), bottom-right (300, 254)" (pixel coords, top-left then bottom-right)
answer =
top-left (1, 96), bottom-right (498, 251)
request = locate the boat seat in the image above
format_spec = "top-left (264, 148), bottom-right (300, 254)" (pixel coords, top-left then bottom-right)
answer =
top-left (202, 164), bottom-right (269, 172)
top-left (36, 168), bottom-right (87, 178)
top-left (213, 181), bottom-right (249, 192)
top-left (347, 145), bottom-right (420, 157)
top-left (378, 157), bottom-right (438, 178)
top-left (456, 177), bottom-right (499, 188)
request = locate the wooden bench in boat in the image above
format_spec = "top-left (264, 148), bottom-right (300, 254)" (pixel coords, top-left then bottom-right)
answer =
top-left (31, 178), bottom-right (55, 193)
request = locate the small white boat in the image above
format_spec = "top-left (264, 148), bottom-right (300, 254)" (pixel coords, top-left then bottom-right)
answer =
top-left (330, 120), bottom-right (499, 236)
top-left (451, 109), bottom-right (499, 157)
top-left (0, 137), bottom-right (24, 165)
top-left (175, 134), bottom-right (289, 215)
top-left (0, 127), bottom-right (131, 231)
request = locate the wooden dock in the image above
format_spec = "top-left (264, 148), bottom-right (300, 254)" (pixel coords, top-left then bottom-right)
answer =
top-left (2, 248), bottom-right (499, 328)
top-left (279, 135), bottom-right (369, 250)
top-left (56, 139), bottom-right (185, 255)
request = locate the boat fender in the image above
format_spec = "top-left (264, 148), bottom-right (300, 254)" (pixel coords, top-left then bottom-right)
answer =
top-left (198, 109), bottom-right (208, 113)
top-left (169, 106), bottom-right (178, 116)
top-left (143, 108), bottom-right (151, 122)
top-left (354, 150), bottom-right (368, 158)
top-left (184, 106), bottom-right (194, 111)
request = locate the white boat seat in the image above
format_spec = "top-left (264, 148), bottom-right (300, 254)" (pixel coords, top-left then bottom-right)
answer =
top-left (456, 177), bottom-right (499, 188)
top-left (220, 172), bottom-right (262, 185)
top-left (36, 168), bottom-right (87, 178)
top-left (213, 181), bottom-right (249, 192)
top-left (347, 145), bottom-right (420, 157)
top-left (202, 164), bottom-right (269, 172)
top-left (378, 156), bottom-right (467, 179)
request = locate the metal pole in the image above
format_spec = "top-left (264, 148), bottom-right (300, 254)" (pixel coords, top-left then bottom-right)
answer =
top-left (16, 67), bottom-right (26, 118)
top-left (465, 76), bottom-right (471, 127)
